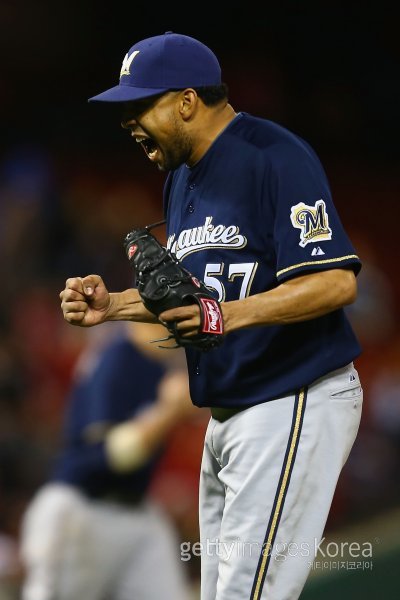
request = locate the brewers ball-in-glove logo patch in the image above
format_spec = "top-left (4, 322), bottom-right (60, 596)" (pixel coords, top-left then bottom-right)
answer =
top-left (290, 199), bottom-right (332, 247)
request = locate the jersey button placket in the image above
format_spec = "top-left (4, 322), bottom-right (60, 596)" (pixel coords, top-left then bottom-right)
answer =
top-left (187, 182), bottom-right (196, 213)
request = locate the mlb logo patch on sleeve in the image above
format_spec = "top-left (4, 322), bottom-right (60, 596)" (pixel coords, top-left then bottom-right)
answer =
top-left (311, 247), bottom-right (325, 256)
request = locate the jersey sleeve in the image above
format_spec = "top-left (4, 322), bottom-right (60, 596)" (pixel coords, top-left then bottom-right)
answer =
top-left (269, 142), bottom-right (361, 282)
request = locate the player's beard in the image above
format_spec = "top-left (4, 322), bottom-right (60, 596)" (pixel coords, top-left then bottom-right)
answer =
top-left (156, 116), bottom-right (193, 172)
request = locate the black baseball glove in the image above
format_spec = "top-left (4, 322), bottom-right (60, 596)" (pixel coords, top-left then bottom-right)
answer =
top-left (123, 225), bottom-right (224, 351)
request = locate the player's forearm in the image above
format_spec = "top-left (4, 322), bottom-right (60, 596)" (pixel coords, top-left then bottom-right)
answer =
top-left (132, 404), bottom-right (182, 449)
top-left (107, 289), bottom-right (158, 323)
top-left (222, 269), bottom-right (357, 333)
top-left (104, 404), bottom-right (182, 473)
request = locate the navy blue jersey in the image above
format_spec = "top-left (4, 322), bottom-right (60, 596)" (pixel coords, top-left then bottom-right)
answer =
top-left (164, 113), bottom-right (362, 408)
top-left (51, 335), bottom-right (166, 500)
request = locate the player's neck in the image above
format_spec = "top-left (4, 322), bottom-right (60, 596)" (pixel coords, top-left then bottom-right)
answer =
top-left (186, 103), bottom-right (238, 167)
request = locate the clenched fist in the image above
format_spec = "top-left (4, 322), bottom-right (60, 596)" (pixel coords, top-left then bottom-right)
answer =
top-left (60, 275), bottom-right (111, 327)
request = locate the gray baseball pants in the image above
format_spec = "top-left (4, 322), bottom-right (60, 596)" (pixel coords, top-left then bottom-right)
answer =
top-left (199, 363), bottom-right (362, 600)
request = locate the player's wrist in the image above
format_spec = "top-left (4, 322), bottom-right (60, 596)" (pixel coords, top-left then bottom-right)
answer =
top-left (97, 291), bottom-right (126, 322)
top-left (105, 290), bottom-right (156, 323)
top-left (221, 300), bottom-right (246, 333)
top-left (222, 296), bottom-right (273, 332)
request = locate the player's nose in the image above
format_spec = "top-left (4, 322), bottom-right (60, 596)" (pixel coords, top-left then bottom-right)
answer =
top-left (121, 118), bottom-right (136, 130)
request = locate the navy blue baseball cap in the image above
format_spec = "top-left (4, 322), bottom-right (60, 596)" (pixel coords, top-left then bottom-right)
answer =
top-left (88, 31), bottom-right (222, 103)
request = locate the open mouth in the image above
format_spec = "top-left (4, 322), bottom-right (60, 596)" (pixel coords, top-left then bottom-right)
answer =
top-left (136, 137), bottom-right (158, 160)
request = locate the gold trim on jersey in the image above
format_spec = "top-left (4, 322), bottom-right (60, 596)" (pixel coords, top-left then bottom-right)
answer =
top-left (276, 255), bottom-right (359, 278)
top-left (251, 388), bottom-right (307, 600)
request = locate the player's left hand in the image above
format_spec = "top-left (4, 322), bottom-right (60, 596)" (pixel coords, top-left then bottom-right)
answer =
top-left (123, 226), bottom-right (225, 351)
top-left (158, 305), bottom-right (202, 339)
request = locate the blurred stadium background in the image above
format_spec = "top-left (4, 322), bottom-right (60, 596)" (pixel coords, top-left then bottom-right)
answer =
top-left (0, 2), bottom-right (399, 598)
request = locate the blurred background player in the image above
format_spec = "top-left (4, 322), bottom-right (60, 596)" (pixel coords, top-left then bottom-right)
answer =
top-left (19, 321), bottom-right (196, 600)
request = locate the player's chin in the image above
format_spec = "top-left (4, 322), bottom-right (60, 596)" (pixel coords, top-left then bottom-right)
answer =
top-left (143, 144), bottom-right (167, 171)
top-left (155, 155), bottom-right (171, 172)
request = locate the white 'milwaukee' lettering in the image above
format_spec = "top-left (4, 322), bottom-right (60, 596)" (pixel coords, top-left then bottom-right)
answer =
top-left (167, 217), bottom-right (247, 259)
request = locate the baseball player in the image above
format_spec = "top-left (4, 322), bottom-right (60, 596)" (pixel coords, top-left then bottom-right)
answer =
top-left (60, 32), bottom-right (363, 600)
top-left (20, 321), bottom-right (193, 600)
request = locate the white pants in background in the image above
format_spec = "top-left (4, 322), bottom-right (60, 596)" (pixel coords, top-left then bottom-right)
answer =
top-left (20, 483), bottom-right (191, 600)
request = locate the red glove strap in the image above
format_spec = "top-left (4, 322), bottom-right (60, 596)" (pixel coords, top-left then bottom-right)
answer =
top-left (199, 298), bottom-right (224, 335)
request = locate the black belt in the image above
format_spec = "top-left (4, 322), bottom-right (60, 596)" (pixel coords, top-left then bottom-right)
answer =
top-left (210, 406), bottom-right (247, 423)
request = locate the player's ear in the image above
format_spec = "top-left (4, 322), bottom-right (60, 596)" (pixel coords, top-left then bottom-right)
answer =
top-left (179, 89), bottom-right (197, 121)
